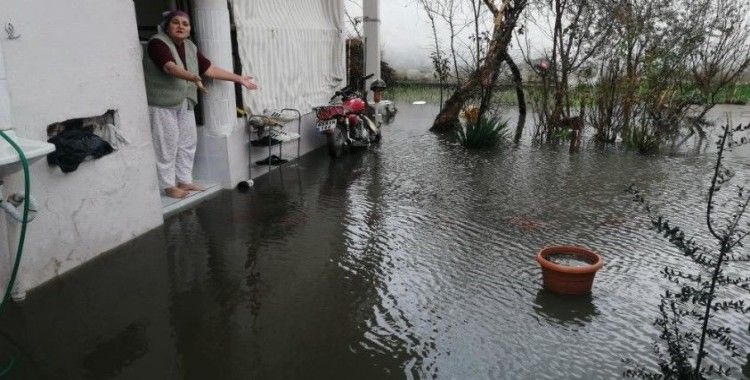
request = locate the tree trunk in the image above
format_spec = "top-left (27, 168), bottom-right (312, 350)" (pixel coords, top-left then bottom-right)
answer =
top-left (478, 69), bottom-right (500, 118)
top-left (505, 54), bottom-right (526, 143)
top-left (431, 2), bottom-right (526, 132)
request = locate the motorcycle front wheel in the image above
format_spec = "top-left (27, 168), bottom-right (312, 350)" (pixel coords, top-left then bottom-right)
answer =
top-left (327, 126), bottom-right (346, 158)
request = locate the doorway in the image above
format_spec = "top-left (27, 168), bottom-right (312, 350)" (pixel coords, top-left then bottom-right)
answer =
top-left (132, 0), bottom-right (222, 213)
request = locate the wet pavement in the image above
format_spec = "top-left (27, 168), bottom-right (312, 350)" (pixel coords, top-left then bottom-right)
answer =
top-left (1, 103), bottom-right (749, 379)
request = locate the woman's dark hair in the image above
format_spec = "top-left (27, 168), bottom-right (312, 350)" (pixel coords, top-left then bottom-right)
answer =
top-left (160, 10), bottom-right (190, 33)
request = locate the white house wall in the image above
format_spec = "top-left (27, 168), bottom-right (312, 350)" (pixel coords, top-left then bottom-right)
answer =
top-left (0, 0), bottom-right (163, 294)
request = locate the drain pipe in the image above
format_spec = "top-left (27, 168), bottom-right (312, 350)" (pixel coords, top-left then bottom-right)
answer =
top-left (363, 0), bottom-right (381, 94)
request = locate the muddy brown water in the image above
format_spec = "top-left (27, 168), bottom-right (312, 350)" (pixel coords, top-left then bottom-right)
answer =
top-left (1, 103), bottom-right (749, 379)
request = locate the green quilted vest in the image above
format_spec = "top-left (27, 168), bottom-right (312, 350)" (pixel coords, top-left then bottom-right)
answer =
top-left (143, 33), bottom-right (199, 108)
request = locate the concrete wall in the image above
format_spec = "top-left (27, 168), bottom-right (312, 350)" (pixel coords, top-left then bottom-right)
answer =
top-left (0, 0), bottom-right (163, 294)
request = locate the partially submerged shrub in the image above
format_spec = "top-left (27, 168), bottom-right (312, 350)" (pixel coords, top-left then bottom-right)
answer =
top-left (456, 116), bottom-right (508, 149)
top-left (550, 127), bottom-right (573, 141)
top-left (624, 122), bottom-right (750, 378)
top-left (623, 126), bottom-right (660, 154)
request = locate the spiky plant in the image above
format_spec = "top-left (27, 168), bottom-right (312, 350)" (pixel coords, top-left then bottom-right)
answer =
top-left (456, 116), bottom-right (508, 149)
top-left (624, 122), bottom-right (750, 378)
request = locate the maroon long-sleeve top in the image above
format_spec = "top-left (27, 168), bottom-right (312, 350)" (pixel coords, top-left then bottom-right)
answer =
top-left (147, 39), bottom-right (212, 75)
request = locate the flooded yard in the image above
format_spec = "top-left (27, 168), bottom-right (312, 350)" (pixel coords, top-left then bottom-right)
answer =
top-left (1, 103), bottom-right (749, 379)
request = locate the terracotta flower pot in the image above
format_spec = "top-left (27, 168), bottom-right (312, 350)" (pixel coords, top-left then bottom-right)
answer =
top-left (536, 245), bottom-right (604, 295)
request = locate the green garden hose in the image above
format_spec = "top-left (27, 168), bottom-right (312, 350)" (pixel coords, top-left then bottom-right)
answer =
top-left (0, 130), bottom-right (31, 377)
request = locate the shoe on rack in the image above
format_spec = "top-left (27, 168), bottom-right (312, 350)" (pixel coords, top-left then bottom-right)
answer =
top-left (263, 109), bottom-right (282, 118)
top-left (255, 155), bottom-right (288, 166)
top-left (269, 127), bottom-right (300, 142)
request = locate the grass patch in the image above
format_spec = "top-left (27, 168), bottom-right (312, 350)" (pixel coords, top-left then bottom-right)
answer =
top-left (388, 82), bottom-right (750, 106)
top-left (711, 83), bottom-right (750, 104)
top-left (389, 82), bottom-right (518, 105)
top-left (389, 83), bottom-right (453, 103)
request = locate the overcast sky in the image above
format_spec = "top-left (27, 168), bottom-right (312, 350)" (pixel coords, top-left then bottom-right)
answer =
top-left (344, 1), bottom-right (549, 71)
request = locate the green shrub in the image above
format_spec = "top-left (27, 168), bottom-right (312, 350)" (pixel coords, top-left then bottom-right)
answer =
top-left (623, 126), bottom-right (660, 154)
top-left (456, 116), bottom-right (508, 149)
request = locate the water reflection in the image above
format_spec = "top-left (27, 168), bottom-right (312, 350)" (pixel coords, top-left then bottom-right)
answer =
top-left (82, 320), bottom-right (148, 378)
top-left (533, 289), bottom-right (600, 326)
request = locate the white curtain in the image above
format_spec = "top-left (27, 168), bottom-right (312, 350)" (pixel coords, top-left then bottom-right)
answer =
top-left (231, 0), bottom-right (346, 114)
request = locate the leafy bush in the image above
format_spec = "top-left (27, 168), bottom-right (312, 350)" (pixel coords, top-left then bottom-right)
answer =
top-left (456, 116), bottom-right (508, 149)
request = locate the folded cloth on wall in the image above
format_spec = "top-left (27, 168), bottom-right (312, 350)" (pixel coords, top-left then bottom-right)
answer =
top-left (47, 129), bottom-right (114, 173)
top-left (98, 123), bottom-right (130, 150)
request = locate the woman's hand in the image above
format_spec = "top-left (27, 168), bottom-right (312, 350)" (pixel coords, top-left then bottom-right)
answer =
top-left (204, 66), bottom-right (258, 90)
top-left (192, 75), bottom-right (208, 93)
top-left (239, 75), bottom-right (258, 90)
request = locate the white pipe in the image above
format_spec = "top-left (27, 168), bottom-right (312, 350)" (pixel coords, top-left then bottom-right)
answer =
top-left (0, 41), bottom-right (19, 301)
top-left (0, 35), bottom-right (13, 129)
top-left (1, 194), bottom-right (38, 223)
top-left (363, 0), bottom-right (381, 94)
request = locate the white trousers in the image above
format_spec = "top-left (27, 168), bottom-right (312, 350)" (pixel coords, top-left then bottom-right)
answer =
top-left (148, 100), bottom-right (197, 190)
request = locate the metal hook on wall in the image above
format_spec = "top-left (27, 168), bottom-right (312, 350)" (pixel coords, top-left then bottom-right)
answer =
top-left (5, 23), bottom-right (21, 40)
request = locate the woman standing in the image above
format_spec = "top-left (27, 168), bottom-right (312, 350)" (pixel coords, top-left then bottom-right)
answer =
top-left (144, 10), bottom-right (257, 199)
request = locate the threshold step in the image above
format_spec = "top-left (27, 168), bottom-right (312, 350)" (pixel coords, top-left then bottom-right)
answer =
top-left (161, 182), bottom-right (222, 217)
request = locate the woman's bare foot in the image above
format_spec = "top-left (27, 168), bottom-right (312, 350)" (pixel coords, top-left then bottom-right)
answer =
top-left (165, 187), bottom-right (189, 199)
top-left (178, 182), bottom-right (206, 192)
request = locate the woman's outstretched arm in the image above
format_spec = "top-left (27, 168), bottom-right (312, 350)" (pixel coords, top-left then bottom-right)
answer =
top-left (204, 65), bottom-right (257, 89)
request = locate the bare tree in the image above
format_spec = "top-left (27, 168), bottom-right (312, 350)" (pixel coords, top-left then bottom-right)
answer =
top-left (467, 0), bottom-right (486, 71)
top-left (689, 0), bottom-right (750, 125)
top-left (431, 0), bottom-right (529, 132)
top-left (420, 0), bottom-right (449, 108)
top-left (344, 0), bottom-right (362, 39)
top-left (518, 0), bottom-right (612, 141)
top-left (505, 54), bottom-right (526, 142)
top-left (437, 0), bottom-right (469, 86)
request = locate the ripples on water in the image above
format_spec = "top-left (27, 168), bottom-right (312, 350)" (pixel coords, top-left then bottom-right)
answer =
top-left (9, 103), bottom-right (748, 379)
top-left (314, 104), bottom-right (750, 378)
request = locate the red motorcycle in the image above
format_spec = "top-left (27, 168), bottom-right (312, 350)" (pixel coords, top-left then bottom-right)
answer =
top-left (314, 74), bottom-right (381, 158)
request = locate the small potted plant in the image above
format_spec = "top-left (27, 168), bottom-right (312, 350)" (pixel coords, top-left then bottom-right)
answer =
top-left (536, 245), bottom-right (604, 295)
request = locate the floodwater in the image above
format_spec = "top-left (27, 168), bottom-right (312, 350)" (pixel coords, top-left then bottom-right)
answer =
top-left (1, 103), bottom-right (750, 379)
top-left (546, 253), bottom-right (594, 267)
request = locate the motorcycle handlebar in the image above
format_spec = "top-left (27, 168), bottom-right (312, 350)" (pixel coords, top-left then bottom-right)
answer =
top-left (357, 73), bottom-right (375, 89)
top-left (329, 91), bottom-right (343, 102)
top-left (329, 73), bottom-right (375, 102)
